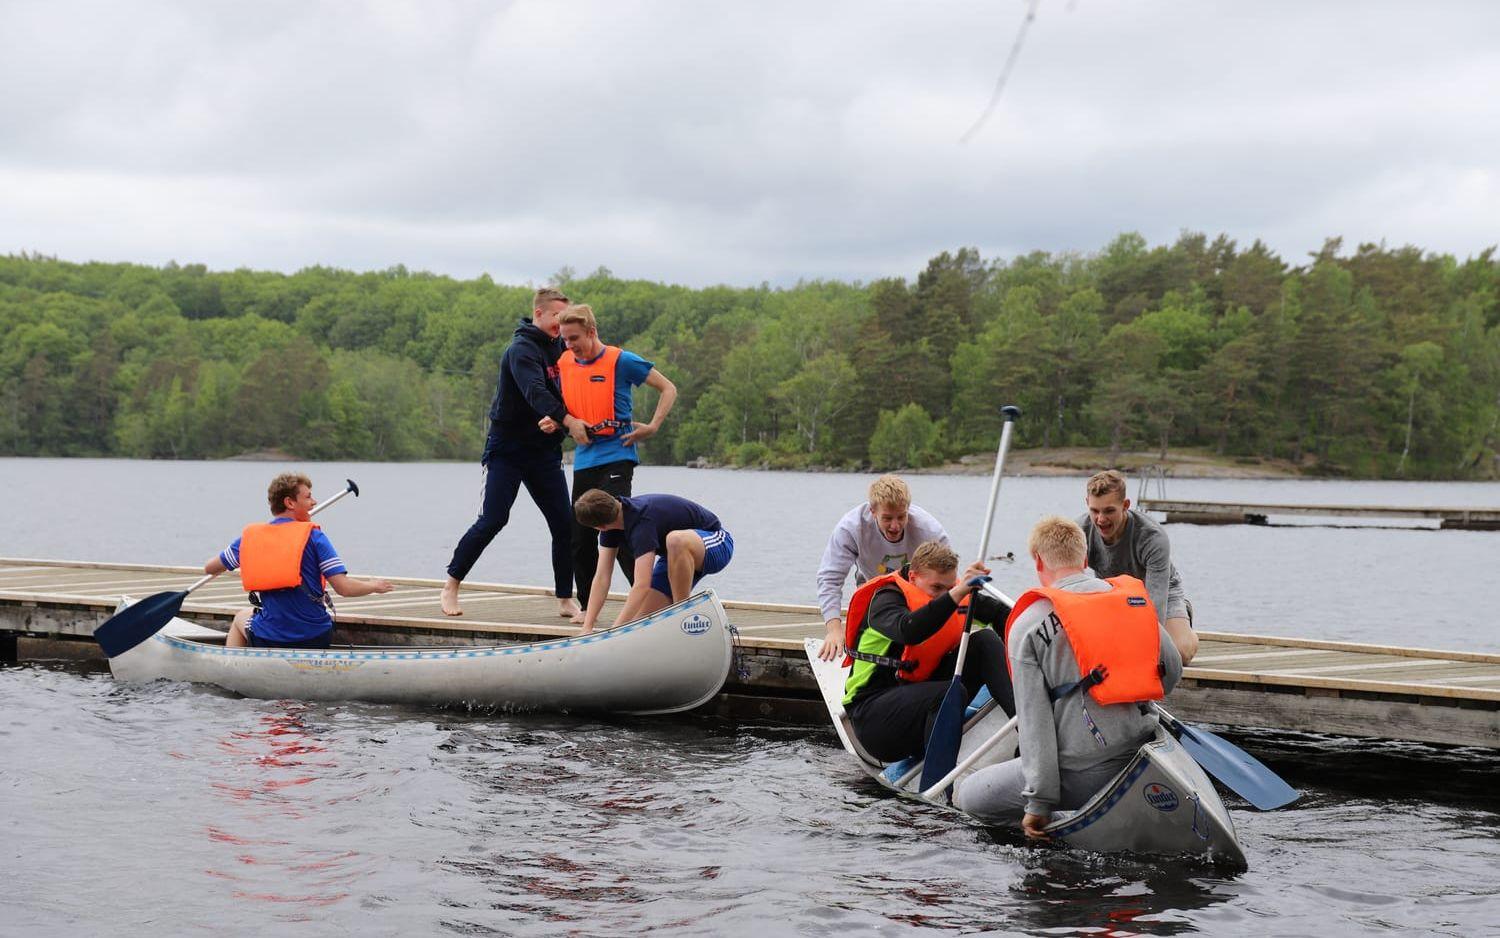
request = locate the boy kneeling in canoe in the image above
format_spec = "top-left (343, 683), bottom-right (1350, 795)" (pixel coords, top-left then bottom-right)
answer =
top-left (954, 516), bottom-right (1182, 840)
top-left (572, 490), bottom-right (734, 634)
top-left (204, 472), bottom-right (394, 649)
top-left (842, 541), bottom-right (1014, 763)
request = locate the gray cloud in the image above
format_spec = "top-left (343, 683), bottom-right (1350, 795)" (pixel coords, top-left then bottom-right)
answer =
top-left (2, 0), bottom-right (1496, 286)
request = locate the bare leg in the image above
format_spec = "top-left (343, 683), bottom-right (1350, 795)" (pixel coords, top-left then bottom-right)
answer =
top-left (634, 588), bottom-right (672, 619)
top-left (226, 609), bottom-right (254, 648)
top-left (441, 576), bottom-right (463, 617)
top-left (664, 530), bottom-right (707, 603)
top-left (1165, 616), bottom-right (1198, 664)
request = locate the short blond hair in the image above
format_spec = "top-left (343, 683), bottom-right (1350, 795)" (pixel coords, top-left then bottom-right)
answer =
top-left (574, 488), bottom-right (622, 527)
top-left (558, 303), bottom-right (597, 332)
top-left (910, 541), bottom-right (958, 574)
top-left (867, 474), bottom-right (911, 511)
top-left (1086, 469), bottom-right (1127, 500)
top-left (533, 286), bottom-right (569, 312)
top-left (267, 471), bottom-right (311, 514)
top-left (1028, 515), bottom-right (1087, 569)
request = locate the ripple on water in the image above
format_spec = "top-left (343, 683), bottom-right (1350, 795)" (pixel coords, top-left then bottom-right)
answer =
top-left (4, 663), bottom-right (1500, 936)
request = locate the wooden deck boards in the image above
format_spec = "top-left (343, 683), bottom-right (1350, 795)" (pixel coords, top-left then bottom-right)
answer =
top-left (2, 557), bottom-right (1497, 747)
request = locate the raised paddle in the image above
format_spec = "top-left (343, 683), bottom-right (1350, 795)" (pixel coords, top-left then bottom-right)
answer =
top-left (93, 478), bottom-right (361, 658)
top-left (918, 404), bottom-right (1022, 794)
top-left (980, 580), bottom-right (1301, 811)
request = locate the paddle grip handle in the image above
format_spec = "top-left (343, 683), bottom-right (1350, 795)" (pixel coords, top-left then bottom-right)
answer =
top-left (310, 479), bottom-right (359, 517)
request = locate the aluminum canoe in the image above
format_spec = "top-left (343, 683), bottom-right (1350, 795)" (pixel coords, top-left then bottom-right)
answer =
top-left (105, 590), bottom-right (734, 715)
top-left (804, 638), bottom-right (1247, 868)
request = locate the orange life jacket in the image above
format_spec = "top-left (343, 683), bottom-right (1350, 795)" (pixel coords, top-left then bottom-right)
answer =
top-left (1003, 575), bottom-right (1164, 705)
top-left (239, 521), bottom-right (318, 593)
top-left (559, 345), bottom-right (626, 437)
top-left (843, 572), bottom-right (968, 683)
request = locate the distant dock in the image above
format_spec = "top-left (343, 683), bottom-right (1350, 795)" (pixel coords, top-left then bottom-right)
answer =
top-left (2, 557), bottom-right (1497, 749)
top-left (1139, 498), bottom-right (1500, 530)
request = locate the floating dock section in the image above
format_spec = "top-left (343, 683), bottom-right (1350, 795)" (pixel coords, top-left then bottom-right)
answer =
top-left (2, 557), bottom-right (1496, 749)
top-left (1138, 498), bottom-right (1500, 530)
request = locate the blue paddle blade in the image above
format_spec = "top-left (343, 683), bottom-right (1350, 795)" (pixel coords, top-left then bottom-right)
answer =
top-left (918, 678), bottom-right (966, 793)
top-left (93, 589), bottom-right (189, 658)
top-left (1161, 709), bottom-right (1300, 810)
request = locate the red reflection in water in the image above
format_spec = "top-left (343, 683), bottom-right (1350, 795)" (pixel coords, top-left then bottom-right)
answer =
top-left (201, 701), bottom-right (366, 913)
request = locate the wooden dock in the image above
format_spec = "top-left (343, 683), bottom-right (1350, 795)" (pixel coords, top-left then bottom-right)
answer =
top-left (1138, 498), bottom-right (1500, 529)
top-left (2, 557), bottom-right (1497, 749)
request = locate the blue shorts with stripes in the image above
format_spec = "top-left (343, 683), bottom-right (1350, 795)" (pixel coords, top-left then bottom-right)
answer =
top-left (649, 528), bottom-right (734, 598)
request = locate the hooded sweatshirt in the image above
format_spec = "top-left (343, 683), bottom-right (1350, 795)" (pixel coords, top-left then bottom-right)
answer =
top-left (485, 319), bottom-right (570, 454)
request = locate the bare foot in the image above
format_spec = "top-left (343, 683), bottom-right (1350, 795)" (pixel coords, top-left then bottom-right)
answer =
top-left (557, 597), bottom-right (582, 619)
top-left (441, 578), bottom-right (463, 617)
top-left (569, 610), bottom-right (586, 625)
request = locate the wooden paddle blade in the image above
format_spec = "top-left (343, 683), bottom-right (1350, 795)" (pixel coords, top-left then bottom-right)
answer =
top-left (93, 589), bottom-right (189, 658)
top-left (918, 679), bottom-right (966, 793)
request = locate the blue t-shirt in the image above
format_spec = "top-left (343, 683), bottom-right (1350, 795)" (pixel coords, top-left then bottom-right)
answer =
top-left (571, 348), bottom-right (655, 470)
top-left (220, 517), bottom-right (347, 643)
top-left (600, 494), bottom-right (722, 559)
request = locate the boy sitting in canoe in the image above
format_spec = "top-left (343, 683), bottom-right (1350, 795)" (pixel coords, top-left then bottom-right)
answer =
top-left (954, 516), bottom-right (1182, 839)
top-left (204, 472), bottom-right (394, 649)
top-left (572, 490), bottom-right (734, 634)
top-left (841, 541), bottom-right (1012, 763)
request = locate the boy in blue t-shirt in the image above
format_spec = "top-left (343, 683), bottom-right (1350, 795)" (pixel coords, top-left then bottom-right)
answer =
top-left (538, 304), bottom-right (678, 620)
top-left (204, 472), bottom-right (394, 649)
top-left (571, 491), bottom-right (733, 634)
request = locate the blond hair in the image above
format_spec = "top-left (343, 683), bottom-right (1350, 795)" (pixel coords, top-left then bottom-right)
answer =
top-left (1086, 469), bottom-right (1127, 500)
top-left (867, 474), bottom-right (911, 511)
top-left (267, 471), bottom-right (312, 514)
top-left (533, 286), bottom-right (569, 312)
top-left (1027, 515), bottom-right (1088, 569)
top-left (574, 488), bottom-right (622, 527)
top-left (558, 303), bottom-right (597, 332)
top-left (910, 540), bottom-right (958, 574)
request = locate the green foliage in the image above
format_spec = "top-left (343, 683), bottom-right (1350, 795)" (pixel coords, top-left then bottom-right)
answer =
top-left (869, 403), bottom-right (943, 469)
top-left (0, 238), bottom-right (1496, 477)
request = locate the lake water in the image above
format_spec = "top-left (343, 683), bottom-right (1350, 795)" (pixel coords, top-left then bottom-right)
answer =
top-left (3, 458), bottom-right (1499, 935)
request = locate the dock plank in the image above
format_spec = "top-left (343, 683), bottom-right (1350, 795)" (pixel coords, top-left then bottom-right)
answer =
top-left (2, 556), bottom-right (1497, 747)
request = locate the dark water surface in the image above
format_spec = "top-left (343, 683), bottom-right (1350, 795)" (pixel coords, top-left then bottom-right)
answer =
top-left (4, 459), bottom-right (1500, 934)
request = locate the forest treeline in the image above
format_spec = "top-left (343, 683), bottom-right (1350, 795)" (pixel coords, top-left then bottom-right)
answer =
top-left (2, 233), bottom-right (1497, 478)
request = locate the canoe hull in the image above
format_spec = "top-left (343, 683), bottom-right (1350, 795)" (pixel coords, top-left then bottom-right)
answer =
top-left (804, 638), bottom-right (1247, 867)
top-left (108, 591), bottom-right (734, 715)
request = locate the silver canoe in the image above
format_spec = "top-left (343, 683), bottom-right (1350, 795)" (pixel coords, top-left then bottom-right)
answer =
top-left (105, 591), bottom-right (734, 715)
top-left (804, 638), bottom-right (1247, 868)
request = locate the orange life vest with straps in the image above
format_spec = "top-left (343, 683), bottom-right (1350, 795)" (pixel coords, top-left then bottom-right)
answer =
top-left (559, 345), bottom-right (627, 438)
top-left (239, 521), bottom-right (319, 593)
top-left (842, 572), bottom-right (969, 684)
top-left (1003, 574), bottom-right (1164, 706)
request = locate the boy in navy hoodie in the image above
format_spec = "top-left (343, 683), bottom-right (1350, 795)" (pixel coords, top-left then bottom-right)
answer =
top-left (441, 287), bottom-right (588, 618)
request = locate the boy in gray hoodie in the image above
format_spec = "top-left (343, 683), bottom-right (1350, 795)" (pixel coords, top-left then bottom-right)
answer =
top-left (955, 516), bottom-right (1182, 839)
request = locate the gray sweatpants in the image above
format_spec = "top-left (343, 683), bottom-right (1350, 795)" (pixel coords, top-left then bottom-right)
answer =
top-left (953, 754), bottom-right (1132, 824)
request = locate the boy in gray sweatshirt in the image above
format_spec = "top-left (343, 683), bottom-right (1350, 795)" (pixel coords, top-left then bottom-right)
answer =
top-left (955, 516), bottom-right (1182, 839)
top-left (814, 475), bottom-right (949, 661)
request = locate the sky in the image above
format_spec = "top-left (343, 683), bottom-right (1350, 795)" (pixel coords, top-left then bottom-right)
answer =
top-left (2, 0), bottom-right (1497, 287)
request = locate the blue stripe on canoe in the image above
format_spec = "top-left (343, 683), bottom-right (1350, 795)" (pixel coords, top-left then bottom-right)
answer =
top-left (152, 592), bottom-right (715, 661)
top-left (1045, 757), bottom-right (1152, 839)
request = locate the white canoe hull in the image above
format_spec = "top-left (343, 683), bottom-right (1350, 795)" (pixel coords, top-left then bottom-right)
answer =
top-left (804, 639), bottom-right (1247, 868)
top-left (107, 591), bottom-right (734, 715)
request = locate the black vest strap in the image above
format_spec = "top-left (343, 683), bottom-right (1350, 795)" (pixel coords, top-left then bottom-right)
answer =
top-left (1048, 664), bottom-right (1108, 702)
top-left (846, 647), bottom-right (916, 672)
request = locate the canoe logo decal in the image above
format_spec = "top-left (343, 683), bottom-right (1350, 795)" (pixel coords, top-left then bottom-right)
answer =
top-left (1143, 782), bottom-right (1179, 812)
top-left (681, 614), bottom-right (712, 636)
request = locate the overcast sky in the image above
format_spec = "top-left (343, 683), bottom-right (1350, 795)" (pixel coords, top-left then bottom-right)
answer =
top-left (2, 1), bottom-right (1497, 287)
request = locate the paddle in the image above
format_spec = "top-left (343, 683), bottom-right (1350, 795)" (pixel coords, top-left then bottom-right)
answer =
top-left (980, 578), bottom-right (1301, 811)
top-left (1149, 703), bottom-right (1299, 810)
top-left (918, 404), bottom-right (1021, 794)
top-left (93, 478), bottom-right (361, 658)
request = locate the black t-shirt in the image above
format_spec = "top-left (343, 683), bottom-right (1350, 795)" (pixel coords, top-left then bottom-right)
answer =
top-left (600, 494), bottom-right (722, 558)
